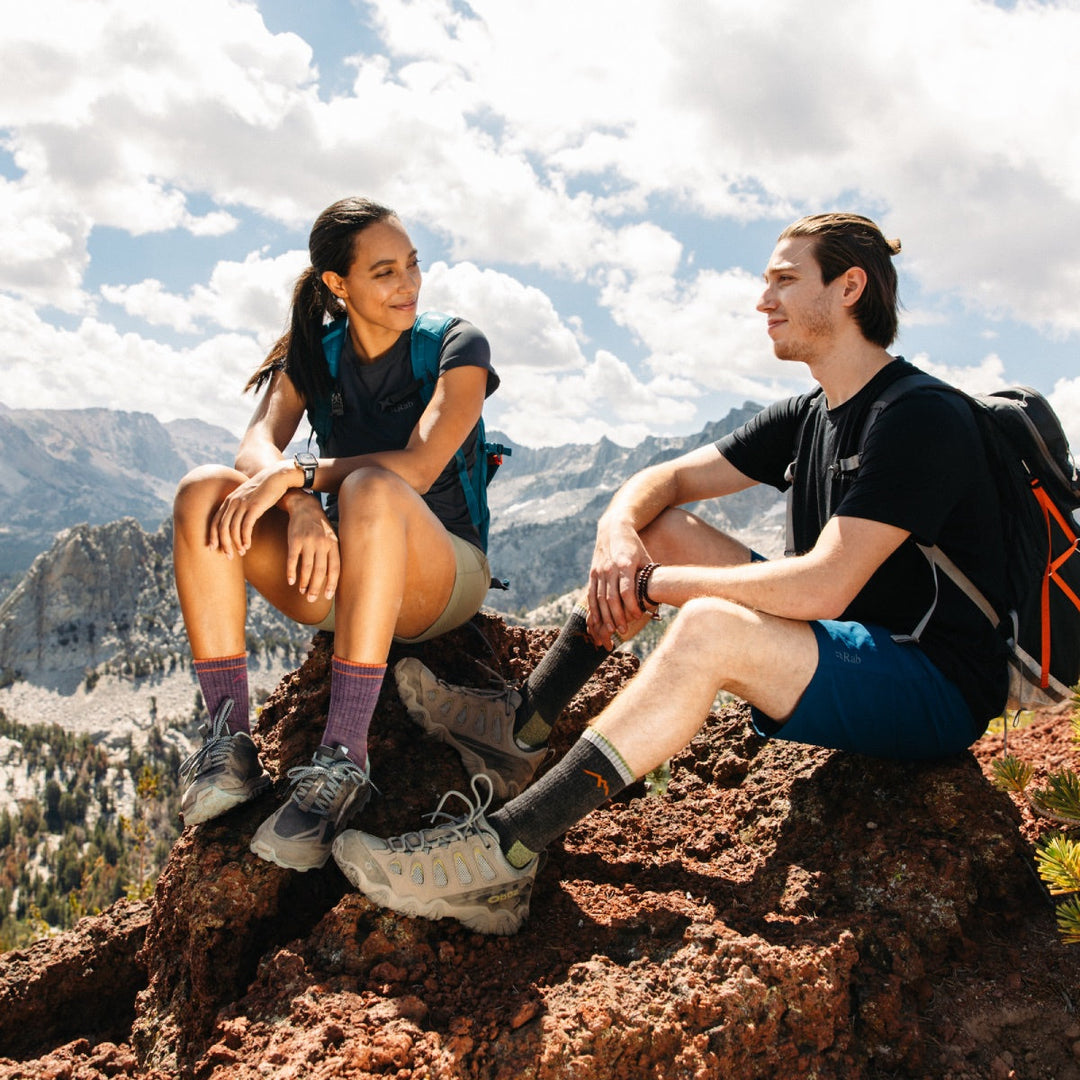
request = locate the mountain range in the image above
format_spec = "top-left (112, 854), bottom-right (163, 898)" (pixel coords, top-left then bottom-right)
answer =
top-left (0, 401), bottom-right (785, 611)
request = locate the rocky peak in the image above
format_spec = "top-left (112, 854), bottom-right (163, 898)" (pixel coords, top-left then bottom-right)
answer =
top-left (0, 517), bottom-right (308, 682)
top-left (0, 616), bottom-right (1059, 1079)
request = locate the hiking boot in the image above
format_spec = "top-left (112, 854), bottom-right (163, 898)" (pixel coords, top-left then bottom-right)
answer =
top-left (249, 745), bottom-right (373, 871)
top-left (332, 774), bottom-right (536, 936)
top-left (178, 700), bottom-right (270, 826)
top-left (394, 657), bottom-right (545, 799)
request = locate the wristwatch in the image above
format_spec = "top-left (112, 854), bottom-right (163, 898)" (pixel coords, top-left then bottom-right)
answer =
top-left (293, 451), bottom-right (318, 490)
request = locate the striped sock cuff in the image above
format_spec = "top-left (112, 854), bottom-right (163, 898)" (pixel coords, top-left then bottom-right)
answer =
top-left (581, 726), bottom-right (636, 787)
top-left (331, 657), bottom-right (387, 679)
top-left (193, 653), bottom-right (247, 673)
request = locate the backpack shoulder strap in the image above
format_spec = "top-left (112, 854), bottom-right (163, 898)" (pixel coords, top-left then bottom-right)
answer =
top-left (834, 368), bottom-right (955, 478)
top-left (309, 317), bottom-right (349, 449)
top-left (410, 311), bottom-right (457, 398)
top-left (322, 317), bottom-right (348, 379)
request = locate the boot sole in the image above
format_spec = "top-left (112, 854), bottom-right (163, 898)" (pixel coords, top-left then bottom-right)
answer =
top-left (181, 774), bottom-right (270, 826)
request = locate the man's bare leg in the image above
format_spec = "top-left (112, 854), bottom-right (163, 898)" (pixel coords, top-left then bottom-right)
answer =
top-left (490, 596), bottom-right (817, 865)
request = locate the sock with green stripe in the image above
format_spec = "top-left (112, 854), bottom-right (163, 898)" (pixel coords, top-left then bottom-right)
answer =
top-left (489, 727), bottom-right (635, 868)
top-left (322, 657), bottom-right (386, 767)
top-left (514, 604), bottom-right (614, 749)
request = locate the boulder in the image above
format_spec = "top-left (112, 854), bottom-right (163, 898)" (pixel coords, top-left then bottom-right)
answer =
top-left (0, 615), bottom-right (1043, 1078)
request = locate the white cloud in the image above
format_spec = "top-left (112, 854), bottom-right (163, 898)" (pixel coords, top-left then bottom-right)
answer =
top-left (908, 353), bottom-right (1010, 396)
top-left (600, 264), bottom-right (812, 402)
top-left (99, 249), bottom-right (308, 342)
top-left (420, 260), bottom-right (697, 445)
top-left (1049, 376), bottom-right (1080, 461)
top-left (420, 261), bottom-right (584, 372)
top-left (1, 0), bottom-right (1077, 452)
top-left (0, 295), bottom-right (259, 437)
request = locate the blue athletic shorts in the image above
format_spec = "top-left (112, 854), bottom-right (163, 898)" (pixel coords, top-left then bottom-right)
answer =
top-left (750, 620), bottom-right (980, 760)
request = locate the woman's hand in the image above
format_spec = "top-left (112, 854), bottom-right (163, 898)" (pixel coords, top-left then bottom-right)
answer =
top-left (283, 495), bottom-right (340, 602)
top-left (587, 514), bottom-right (651, 648)
top-left (210, 461), bottom-right (298, 558)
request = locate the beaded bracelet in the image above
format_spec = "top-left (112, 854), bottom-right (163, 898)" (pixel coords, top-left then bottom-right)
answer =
top-left (635, 562), bottom-right (662, 619)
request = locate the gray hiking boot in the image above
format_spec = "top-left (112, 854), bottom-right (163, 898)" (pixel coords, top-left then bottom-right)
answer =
top-left (250, 744), bottom-right (373, 871)
top-left (393, 657), bottom-right (545, 799)
top-left (332, 774), bottom-right (537, 936)
top-left (178, 700), bottom-right (270, 826)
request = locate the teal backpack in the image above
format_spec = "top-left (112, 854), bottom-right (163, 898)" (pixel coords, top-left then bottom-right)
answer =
top-left (308, 311), bottom-right (509, 551)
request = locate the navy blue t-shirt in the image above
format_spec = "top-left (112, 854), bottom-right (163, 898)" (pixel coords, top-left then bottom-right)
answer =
top-left (716, 359), bottom-right (1009, 726)
top-left (316, 317), bottom-right (498, 550)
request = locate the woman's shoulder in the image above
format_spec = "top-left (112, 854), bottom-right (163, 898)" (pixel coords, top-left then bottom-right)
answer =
top-left (436, 316), bottom-right (491, 367)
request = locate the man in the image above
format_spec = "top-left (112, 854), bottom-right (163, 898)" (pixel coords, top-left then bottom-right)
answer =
top-left (331, 213), bottom-right (1010, 935)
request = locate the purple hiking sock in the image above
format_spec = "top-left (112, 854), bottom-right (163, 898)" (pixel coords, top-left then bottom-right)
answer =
top-left (322, 658), bottom-right (387, 766)
top-left (193, 654), bottom-right (250, 734)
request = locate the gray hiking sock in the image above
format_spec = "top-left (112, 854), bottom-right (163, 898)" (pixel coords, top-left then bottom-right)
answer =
top-left (490, 727), bottom-right (636, 867)
top-left (514, 604), bottom-right (613, 748)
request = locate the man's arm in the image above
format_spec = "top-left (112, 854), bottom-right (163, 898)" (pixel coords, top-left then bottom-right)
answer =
top-left (647, 514), bottom-right (910, 621)
top-left (590, 444), bottom-right (758, 636)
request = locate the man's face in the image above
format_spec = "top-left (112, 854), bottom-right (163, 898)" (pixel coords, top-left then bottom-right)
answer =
top-left (757, 237), bottom-right (845, 363)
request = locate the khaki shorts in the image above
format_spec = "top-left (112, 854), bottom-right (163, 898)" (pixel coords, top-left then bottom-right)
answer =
top-left (312, 532), bottom-right (491, 644)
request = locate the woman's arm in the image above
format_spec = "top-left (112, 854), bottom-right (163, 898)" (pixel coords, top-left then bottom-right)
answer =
top-left (210, 364), bottom-right (489, 558)
top-left (210, 372), bottom-right (340, 603)
top-left (309, 364), bottom-right (489, 495)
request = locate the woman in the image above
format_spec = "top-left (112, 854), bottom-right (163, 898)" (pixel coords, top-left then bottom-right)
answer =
top-left (173, 197), bottom-right (498, 872)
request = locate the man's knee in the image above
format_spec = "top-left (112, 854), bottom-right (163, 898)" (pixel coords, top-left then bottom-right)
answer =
top-left (638, 508), bottom-right (749, 566)
top-left (666, 596), bottom-right (745, 652)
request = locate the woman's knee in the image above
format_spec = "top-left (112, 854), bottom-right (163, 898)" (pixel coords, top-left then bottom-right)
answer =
top-left (173, 464), bottom-right (240, 521)
top-left (337, 466), bottom-right (415, 518)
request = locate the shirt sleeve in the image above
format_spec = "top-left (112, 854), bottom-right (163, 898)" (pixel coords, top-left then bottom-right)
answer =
top-left (715, 394), bottom-right (809, 491)
top-left (437, 319), bottom-right (499, 398)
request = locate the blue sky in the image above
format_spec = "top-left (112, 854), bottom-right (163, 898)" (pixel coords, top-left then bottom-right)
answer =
top-left (1, 0), bottom-right (1078, 450)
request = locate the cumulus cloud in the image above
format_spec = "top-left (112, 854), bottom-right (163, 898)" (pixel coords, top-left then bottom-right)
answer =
top-left (420, 261), bottom-right (697, 445)
top-left (1049, 376), bottom-right (1080, 460)
top-left (99, 248), bottom-right (308, 341)
top-left (0, 0), bottom-right (1077, 449)
top-left (0, 295), bottom-right (259, 437)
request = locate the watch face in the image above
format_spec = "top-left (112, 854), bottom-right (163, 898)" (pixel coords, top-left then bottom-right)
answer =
top-left (295, 452), bottom-right (318, 468)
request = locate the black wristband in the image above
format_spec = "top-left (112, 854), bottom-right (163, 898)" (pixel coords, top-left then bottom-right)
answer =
top-left (635, 562), bottom-right (662, 618)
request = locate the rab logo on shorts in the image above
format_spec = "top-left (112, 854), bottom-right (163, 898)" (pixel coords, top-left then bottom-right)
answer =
top-left (835, 649), bottom-right (862, 665)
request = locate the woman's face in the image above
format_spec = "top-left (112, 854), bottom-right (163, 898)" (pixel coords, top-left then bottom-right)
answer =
top-left (322, 216), bottom-right (422, 352)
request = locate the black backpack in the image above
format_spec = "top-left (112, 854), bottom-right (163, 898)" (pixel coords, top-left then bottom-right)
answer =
top-left (826, 371), bottom-right (1080, 712)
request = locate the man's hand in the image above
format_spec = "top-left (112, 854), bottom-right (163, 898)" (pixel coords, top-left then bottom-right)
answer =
top-left (587, 514), bottom-right (651, 647)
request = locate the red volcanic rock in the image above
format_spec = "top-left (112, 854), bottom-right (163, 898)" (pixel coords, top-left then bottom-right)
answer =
top-left (1, 614), bottom-right (1076, 1079)
top-left (0, 899), bottom-right (149, 1059)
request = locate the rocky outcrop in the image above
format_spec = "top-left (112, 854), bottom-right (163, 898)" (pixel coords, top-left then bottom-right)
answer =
top-left (0, 616), bottom-right (1047, 1079)
top-left (0, 899), bottom-right (149, 1059)
top-left (0, 517), bottom-right (309, 679)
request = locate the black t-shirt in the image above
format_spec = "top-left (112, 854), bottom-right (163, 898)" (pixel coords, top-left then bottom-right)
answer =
top-left (318, 317), bottom-right (498, 549)
top-left (716, 358), bottom-right (1009, 726)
